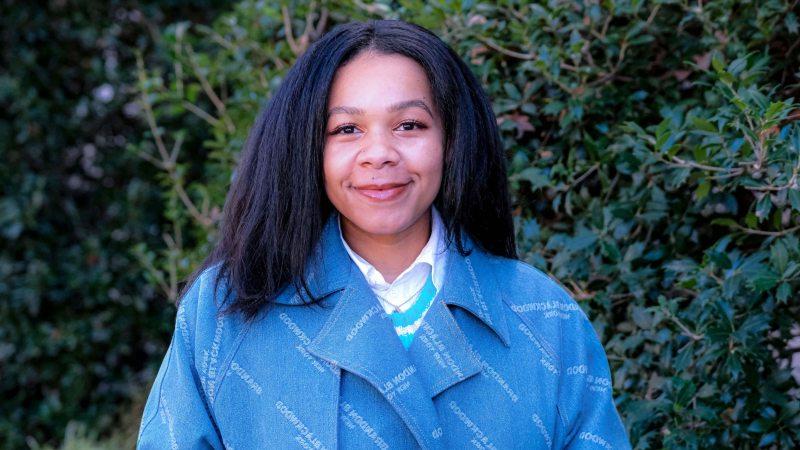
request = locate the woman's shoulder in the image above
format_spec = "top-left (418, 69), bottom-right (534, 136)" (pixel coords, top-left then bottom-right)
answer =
top-left (177, 261), bottom-right (229, 320)
top-left (482, 254), bottom-right (601, 362)
top-left (483, 254), bottom-right (581, 313)
top-left (173, 262), bottom-right (249, 359)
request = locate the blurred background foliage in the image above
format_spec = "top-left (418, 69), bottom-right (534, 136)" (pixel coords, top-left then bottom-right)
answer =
top-left (2, 0), bottom-right (799, 448)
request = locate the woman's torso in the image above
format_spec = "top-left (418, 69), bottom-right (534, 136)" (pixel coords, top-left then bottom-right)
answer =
top-left (137, 217), bottom-right (629, 450)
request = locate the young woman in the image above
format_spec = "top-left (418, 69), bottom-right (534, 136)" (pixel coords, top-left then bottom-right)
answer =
top-left (137, 19), bottom-right (630, 450)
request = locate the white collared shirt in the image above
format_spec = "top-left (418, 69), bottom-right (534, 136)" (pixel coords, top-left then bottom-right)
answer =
top-left (338, 206), bottom-right (447, 315)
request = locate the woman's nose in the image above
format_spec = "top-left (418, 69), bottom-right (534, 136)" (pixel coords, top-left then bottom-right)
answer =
top-left (355, 129), bottom-right (400, 169)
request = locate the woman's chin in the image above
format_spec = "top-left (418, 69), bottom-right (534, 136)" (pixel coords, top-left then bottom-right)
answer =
top-left (341, 211), bottom-right (423, 237)
top-left (352, 219), bottom-right (411, 236)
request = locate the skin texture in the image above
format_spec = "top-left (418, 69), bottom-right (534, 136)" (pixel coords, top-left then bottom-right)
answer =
top-left (323, 51), bottom-right (445, 283)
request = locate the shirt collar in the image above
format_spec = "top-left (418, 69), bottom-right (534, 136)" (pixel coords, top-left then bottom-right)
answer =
top-left (275, 210), bottom-right (511, 347)
top-left (337, 206), bottom-right (446, 291)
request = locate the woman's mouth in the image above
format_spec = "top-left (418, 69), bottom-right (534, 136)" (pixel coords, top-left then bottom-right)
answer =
top-left (353, 181), bottom-right (412, 201)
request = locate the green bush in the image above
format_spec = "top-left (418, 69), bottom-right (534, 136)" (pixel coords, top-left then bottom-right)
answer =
top-left (132, 1), bottom-right (800, 448)
top-left (0, 1), bottom-right (226, 447)
top-left (4, 0), bottom-right (799, 448)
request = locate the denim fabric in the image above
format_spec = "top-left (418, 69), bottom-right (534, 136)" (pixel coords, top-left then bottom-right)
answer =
top-left (137, 214), bottom-right (632, 449)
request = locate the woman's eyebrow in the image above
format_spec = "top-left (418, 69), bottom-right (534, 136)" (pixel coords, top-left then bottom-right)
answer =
top-left (327, 99), bottom-right (434, 119)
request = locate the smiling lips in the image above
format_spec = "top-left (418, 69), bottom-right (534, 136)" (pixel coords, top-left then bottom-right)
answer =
top-left (353, 181), bottom-right (411, 201)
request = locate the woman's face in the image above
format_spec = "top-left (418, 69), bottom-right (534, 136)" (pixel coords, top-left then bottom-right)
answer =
top-left (323, 51), bottom-right (444, 240)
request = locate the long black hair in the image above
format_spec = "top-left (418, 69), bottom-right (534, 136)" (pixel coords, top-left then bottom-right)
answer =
top-left (180, 19), bottom-right (516, 323)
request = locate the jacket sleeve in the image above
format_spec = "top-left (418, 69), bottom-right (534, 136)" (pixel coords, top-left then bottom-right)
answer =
top-left (554, 309), bottom-right (631, 450)
top-left (136, 276), bottom-right (225, 450)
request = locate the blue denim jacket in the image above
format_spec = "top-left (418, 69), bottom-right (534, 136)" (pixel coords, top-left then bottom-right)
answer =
top-left (137, 214), bottom-right (631, 449)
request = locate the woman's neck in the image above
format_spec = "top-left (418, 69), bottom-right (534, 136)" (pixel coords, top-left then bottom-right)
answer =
top-left (340, 209), bottom-right (432, 284)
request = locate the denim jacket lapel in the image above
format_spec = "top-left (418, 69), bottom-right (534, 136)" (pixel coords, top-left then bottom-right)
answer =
top-left (406, 232), bottom-right (512, 399)
top-left (299, 213), bottom-right (513, 449)
top-left (300, 215), bottom-right (444, 449)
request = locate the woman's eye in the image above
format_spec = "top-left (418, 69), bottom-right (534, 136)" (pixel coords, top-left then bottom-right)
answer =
top-left (398, 121), bottom-right (425, 131)
top-left (330, 121), bottom-right (426, 135)
top-left (332, 125), bottom-right (357, 135)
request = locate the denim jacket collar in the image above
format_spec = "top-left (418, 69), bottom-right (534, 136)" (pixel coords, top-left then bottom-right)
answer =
top-left (269, 212), bottom-right (511, 449)
top-left (276, 212), bottom-right (511, 348)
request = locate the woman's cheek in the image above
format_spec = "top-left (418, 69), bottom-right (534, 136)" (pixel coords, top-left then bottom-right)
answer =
top-left (322, 144), bottom-right (345, 176)
top-left (415, 140), bottom-right (444, 175)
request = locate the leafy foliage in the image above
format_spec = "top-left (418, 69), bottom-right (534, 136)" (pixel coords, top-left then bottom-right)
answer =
top-left (132, 1), bottom-right (800, 448)
top-left (4, 0), bottom-right (800, 448)
top-left (0, 1), bottom-right (226, 448)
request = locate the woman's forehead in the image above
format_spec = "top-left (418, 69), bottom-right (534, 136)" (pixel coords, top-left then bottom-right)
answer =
top-left (327, 52), bottom-right (435, 114)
